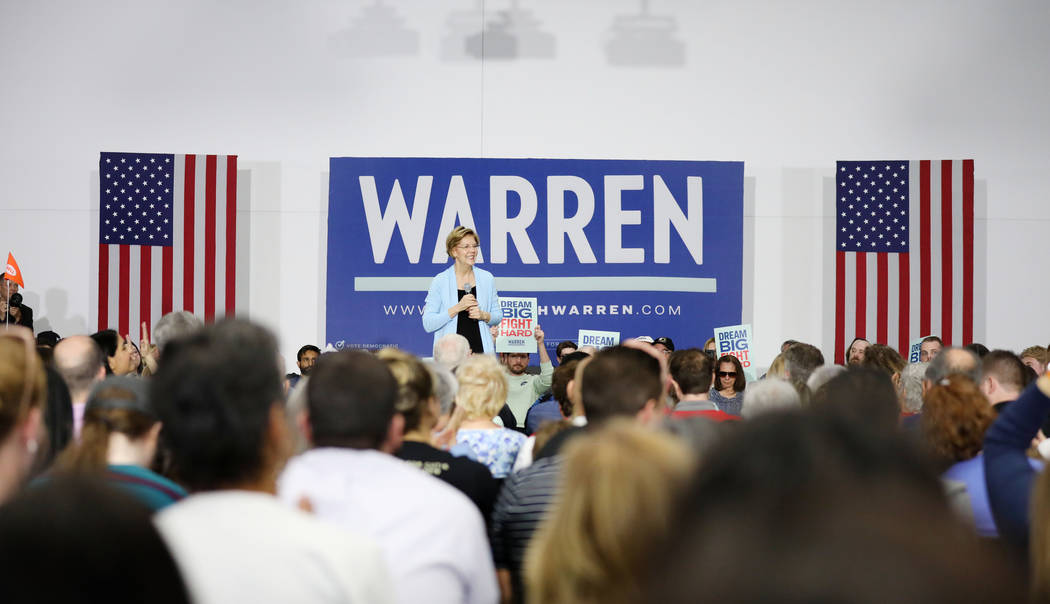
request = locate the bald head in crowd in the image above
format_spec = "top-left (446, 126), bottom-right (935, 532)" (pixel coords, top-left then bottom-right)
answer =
top-left (924, 347), bottom-right (980, 386)
top-left (52, 336), bottom-right (105, 405)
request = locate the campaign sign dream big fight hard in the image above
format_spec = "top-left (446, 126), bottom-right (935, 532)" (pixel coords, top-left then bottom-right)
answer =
top-left (326, 158), bottom-right (744, 355)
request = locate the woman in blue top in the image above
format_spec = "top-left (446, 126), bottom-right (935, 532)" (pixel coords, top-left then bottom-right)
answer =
top-left (423, 226), bottom-right (502, 354)
top-left (454, 355), bottom-right (526, 479)
top-left (55, 376), bottom-right (186, 510)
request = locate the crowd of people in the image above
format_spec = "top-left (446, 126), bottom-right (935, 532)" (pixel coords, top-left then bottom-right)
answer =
top-left (3, 269), bottom-right (1050, 602)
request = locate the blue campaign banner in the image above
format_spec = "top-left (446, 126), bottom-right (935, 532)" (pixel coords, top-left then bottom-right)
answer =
top-left (326, 157), bottom-right (744, 356)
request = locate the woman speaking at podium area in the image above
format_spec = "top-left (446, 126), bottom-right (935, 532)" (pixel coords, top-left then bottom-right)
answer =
top-left (422, 226), bottom-right (503, 354)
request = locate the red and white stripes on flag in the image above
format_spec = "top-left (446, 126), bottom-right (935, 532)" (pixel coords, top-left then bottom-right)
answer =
top-left (833, 159), bottom-right (975, 365)
top-left (97, 153), bottom-right (243, 344)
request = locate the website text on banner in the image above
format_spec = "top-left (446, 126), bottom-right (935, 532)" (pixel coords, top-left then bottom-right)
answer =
top-left (326, 158), bottom-right (745, 355)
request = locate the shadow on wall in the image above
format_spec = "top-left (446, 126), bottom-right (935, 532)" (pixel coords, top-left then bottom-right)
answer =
top-left (605, 0), bottom-right (686, 67)
top-left (34, 288), bottom-right (88, 338)
top-left (330, 0), bottom-right (420, 58)
top-left (441, 0), bottom-right (556, 61)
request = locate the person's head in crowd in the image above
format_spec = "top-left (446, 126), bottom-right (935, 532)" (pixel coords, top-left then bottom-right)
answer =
top-left (378, 348), bottom-right (438, 440)
top-left (806, 364), bottom-right (845, 394)
top-left (742, 379), bottom-right (800, 418)
top-left (296, 345), bottom-right (320, 377)
top-left (0, 279), bottom-right (19, 300)
top-left (1025, 364), bottom-right (1040, 386)
top-left (846, 337), bottom-right (870, 366)
top-left (668, 348), bottom-right (713, 403)
top-left (782, 342), bottom-right (825, 399)
top-left (653, 337), bottom-right (675, 356)
top-left (90, 329), bottom-right (134, 376)
top-left (525, 420), bottom-right (694, 604)
top-left (924, 347), bottom-right (980, 387)
top-left (581, 346), bottom-right (663, 426)
top-left (964, 342), bottom-right (989, 358)
top-left (37, 366), bottom-right (74, 472)
top-left (714, 354), bottom-right (746, 396)
top-left (765, 353), bottom-right (788, 380)
top-left (555, 340), bottom-right (578, 364)
top-left (1021, 345), bottom-right (1048, 376)
top-left (643, 411), bottom-right (1021, 604)
top-left (781, 339), bottom-right (800, 353)
top-left (53, 335), bottom-right (106, 406)
top-left (920, 335), bottom-right (943, 362)
top-left (501, 352), bottom-right (531, 377)
top-left (552, 359), bottom-right (582, 418)
top-left (899, 361), bottom-right (928, 415)
top-left (433, 333), bottom-right (471, 372)
top-left (36, 330), bottom-right (60, 348)
top-left (567, 357), bottom-right (592, 418)
top-left (127, 340), bottom-right (143, 375)
top-left (456, 354), bottom-right (508, 422)
top-left (305, 349), bottom-right (400, 452)
top-left (57, 376), bottom-right (161, 473)
top-left (0, 327), bottom-right (47, 504)
top-left (284, 377), bottom-right (311, 456)
top-left (152, 310), bottom-right (203, 357)
top-left (0, 476), bottom-right (191, 603)
top-left (151, 320), bottom-right (287, 492)
top-left (424, 360), bottom-right (458, 424)
top-left (980, 350), bottom-right (1028, 409)
top-left (920, 374), bottom-right (995, 473)
top-left (703, 337), bottom-right (717, 359)
top-left (860, 344), bottom-right (906, 401)
top-left (810, 367), bottom-right (901, 435)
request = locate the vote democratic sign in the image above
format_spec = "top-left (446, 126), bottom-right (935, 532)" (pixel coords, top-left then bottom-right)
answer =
top-left (326, 157), bottom-right (744, 355)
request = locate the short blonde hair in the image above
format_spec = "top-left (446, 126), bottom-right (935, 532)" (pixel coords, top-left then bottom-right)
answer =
top-left (455, 355), bottom-right (507, 419)
top-left (1022, 346), bottom-right (1048, 365)
top-left (445, 226), bottom-right (480, 257)
top-left (525, 420), bottom-right (694, 604)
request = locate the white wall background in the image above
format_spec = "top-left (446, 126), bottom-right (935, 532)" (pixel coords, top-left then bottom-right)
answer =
top-left (1, 0), bottom-right (1047, 371)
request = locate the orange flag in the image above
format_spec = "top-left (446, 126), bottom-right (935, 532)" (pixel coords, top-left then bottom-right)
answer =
top-left (4, 253), bottom-right (24, 288)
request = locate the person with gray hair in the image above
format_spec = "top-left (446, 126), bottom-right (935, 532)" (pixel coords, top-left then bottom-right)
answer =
top-left (924, 347), bottom-right (980, 386)
top-left (433, 333), bottom-right (471, 372)
top-left (806, 365), bottom-right (845, 394)
top-left (742, 379), bottom-right (801, 418)
top-left (424, 360), bottom-right (458, 418)
top-left (900, 361), bottom-right (929, 414)
top-left (152, 311), bottom-right (204, 356)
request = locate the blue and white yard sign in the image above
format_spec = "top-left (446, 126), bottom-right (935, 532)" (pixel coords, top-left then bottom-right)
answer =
top-left (326, 158), bottom-right (744, 356)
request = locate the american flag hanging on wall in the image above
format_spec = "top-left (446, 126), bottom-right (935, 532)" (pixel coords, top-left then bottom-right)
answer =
top-left (97, 152), bottom-right (244, 344)
top-left (833, 160), bottom-right (975, 365)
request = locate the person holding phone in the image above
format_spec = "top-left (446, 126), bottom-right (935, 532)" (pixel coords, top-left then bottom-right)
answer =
top-left (422, 226), bottom-right (502, 355)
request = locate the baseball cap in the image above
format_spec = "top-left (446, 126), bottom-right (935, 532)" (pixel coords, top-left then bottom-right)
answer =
top-left (653, 337), bottom-right (675, 351)
top-left (85, 376), bottom-right (156, 419)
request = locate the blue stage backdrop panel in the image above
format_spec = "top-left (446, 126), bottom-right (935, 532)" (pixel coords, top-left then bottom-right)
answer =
top-left (326, 157), bottom-right (744, 355)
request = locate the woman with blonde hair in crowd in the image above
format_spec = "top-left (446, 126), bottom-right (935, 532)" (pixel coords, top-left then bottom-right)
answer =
top-left (454, 354), bottom-right (526, 479)
top-left (55, 376), bottom-right (186, 510)
top-left (524, 420), bottom-right (695, 604)
top-left (0, 326), bottom-right (46, 504)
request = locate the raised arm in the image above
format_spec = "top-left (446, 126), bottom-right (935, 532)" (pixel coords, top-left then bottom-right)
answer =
top-left (984, 374), bottom-right (1050, 550)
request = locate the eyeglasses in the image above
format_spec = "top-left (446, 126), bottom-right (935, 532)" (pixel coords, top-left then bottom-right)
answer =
top-left (717, 371), bottom-right (737, 378)
top-left (456, 244), bottom-right (480, 250)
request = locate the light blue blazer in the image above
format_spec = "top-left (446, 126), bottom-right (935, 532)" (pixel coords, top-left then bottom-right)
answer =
top-left (422, 265), bottom-right (502, 354)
